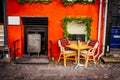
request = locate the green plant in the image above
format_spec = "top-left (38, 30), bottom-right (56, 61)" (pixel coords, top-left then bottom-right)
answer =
top-left (62, 0), bottom-right (95, 6)
top-left (62, 0), bottom-right (77, 6)
top-left (62, 17), bottom-right (92, 41)
top-left (17, 0), bottom-right (52, 4)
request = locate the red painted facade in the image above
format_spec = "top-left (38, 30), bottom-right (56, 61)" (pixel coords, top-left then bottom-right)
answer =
top-left (6, 0), bottom-right (104, 58)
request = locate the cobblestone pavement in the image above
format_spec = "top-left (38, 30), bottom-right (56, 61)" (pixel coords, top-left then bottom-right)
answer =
top-left (0, 60), bottom-right (120, 80)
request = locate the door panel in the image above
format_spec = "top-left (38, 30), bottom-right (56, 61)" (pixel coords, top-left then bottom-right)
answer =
top-left (110, 26), bottom-right (120, 48)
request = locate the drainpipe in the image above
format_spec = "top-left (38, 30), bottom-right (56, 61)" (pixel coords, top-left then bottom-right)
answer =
top-left (3, 0), bottom-right (8, 47)
top-left (98, 0), bottom-right (108, 60)
top-left (3, 0), bottom-right (10, 60)
top-left (97, 0), bottom-right (102, 60)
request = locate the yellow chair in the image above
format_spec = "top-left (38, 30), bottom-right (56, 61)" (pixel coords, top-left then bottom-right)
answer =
top-left (58, 38), bottom-right (78, 67)
top-left (80, 40), bottom-right (99, 68)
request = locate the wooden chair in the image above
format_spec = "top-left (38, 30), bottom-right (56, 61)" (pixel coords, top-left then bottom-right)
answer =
top-left (58, 38), bottom-right (78, 67)
top-left (80, 40), bottom-right (99, 68)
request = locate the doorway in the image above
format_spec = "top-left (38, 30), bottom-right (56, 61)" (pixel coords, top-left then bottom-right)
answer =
top-left (106, 0), bottom-right (120, 51)
top-left (105, 0), bottom-right (120, 55)
top-left (16, 17), bottom-right (49, 64)
top-left (0, 0), bottom-right (4, 23)
top-left (22, 17), bottom-right (48, 56)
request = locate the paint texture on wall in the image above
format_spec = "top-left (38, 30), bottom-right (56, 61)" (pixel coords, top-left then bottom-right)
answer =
top-left (7, 0), bottom-right (99, 58)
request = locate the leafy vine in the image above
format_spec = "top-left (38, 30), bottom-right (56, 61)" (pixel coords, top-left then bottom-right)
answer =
top-left (17, 0), bottom-right (52, 4)
top-left (62, 0), bottom-right (95, 6)
top-left (62, 17), bottom-right (92, 41)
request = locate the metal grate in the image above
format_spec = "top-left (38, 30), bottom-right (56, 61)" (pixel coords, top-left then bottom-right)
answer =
top-left (22, 17), bottom-right (48, 25)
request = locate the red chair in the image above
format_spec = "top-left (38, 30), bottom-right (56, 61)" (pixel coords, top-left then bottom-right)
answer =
top-left (58, 38), bottom-right (78, 67)
top-left (80, 40), bottom-right (99, 68)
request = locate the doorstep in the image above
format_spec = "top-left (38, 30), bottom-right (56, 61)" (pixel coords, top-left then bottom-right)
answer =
top-left (15, 54), bottom-right (50, 64)
top-left (101, 53), bottom-right (120, 63)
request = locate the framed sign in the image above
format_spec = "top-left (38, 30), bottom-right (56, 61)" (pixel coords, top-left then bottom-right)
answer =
top-left (8, 16), bottom-right (20, 25)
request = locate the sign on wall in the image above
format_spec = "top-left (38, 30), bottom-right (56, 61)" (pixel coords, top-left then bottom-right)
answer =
top-left (8, 16), bottom-right (20, 25)
top-left (27, 34), bottom-right (41, 53)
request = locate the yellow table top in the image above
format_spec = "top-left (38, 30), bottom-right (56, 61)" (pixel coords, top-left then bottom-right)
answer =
top-left (67, 44), bottom-right (91, 50)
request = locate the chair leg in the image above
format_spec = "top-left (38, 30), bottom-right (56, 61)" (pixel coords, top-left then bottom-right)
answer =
top-left (64, 58), bottom-right (66, 67)
top-left (58, 54), bottom-right (61, 63)
top-left (93, 57), bottom-right (96, 65)
top-left (85, 57), bottom-right (89, 68)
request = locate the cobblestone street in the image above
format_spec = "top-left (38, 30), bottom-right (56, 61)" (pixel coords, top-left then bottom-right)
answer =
top-left (0, 60), bottom-right (120, 80)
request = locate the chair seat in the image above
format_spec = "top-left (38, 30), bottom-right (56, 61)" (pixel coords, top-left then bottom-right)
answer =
top-left (81, 49), bottom-right (96, 56)
top-left (81, 50), bottom-right (94, 56)
top-left (64, 50), bottom-right (77, 57)
top-left (65, 50), bottom-right (76, 54)
top-left (80, 50), bottom-right (87, 58)
top-left (81, 50), bottom-right (88, 53)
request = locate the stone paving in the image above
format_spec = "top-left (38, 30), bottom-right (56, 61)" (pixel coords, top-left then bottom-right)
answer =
top-left (0, 60), bottom-right (120, 80)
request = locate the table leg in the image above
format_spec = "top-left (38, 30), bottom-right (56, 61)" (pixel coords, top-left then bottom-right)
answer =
top-left (75, 50), bottom-right (84, 69)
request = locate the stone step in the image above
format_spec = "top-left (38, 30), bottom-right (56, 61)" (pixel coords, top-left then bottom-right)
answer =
top-left (16, 54), bottom-right (50, 64)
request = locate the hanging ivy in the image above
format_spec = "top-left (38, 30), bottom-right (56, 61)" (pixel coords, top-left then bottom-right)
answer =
top-left (17, 0), bottom-right (52, 4)
top-left (62, 17), bottom-right (92, 41)
top-left (62, 0), bottom-right (95, 6)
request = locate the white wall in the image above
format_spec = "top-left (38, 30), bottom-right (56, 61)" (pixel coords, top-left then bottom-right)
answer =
top-left (67, 22), bottom-right (86, 34)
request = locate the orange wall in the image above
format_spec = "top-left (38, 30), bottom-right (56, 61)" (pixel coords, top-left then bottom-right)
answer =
top-left (7, 0), bottom-right (99, 58)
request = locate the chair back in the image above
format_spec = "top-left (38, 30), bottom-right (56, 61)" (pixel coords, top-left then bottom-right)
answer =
top-left (87, 40), bottom-right (99, 58)
top-left (87, 40), bottom-right (99, 49)
top-left (58, 38), bottom-right (70, 50)
top-left (58, 38), bottom-right (70, 46)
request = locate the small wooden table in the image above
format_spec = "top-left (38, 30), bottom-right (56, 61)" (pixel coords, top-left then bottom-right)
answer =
top-left (67, 43), bottom-right (91, 68)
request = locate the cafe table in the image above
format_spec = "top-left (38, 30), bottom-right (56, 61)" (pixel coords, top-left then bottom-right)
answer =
top-left (67, 42), bottom-right (91, 68)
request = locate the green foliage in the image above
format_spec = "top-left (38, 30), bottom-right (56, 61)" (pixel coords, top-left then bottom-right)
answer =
top-left (17, 0), bottom-right (52, 4)
top-left (62, 0), bottom-right (95, 6)
top-left (62, 17), bottom-right (92, 41)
